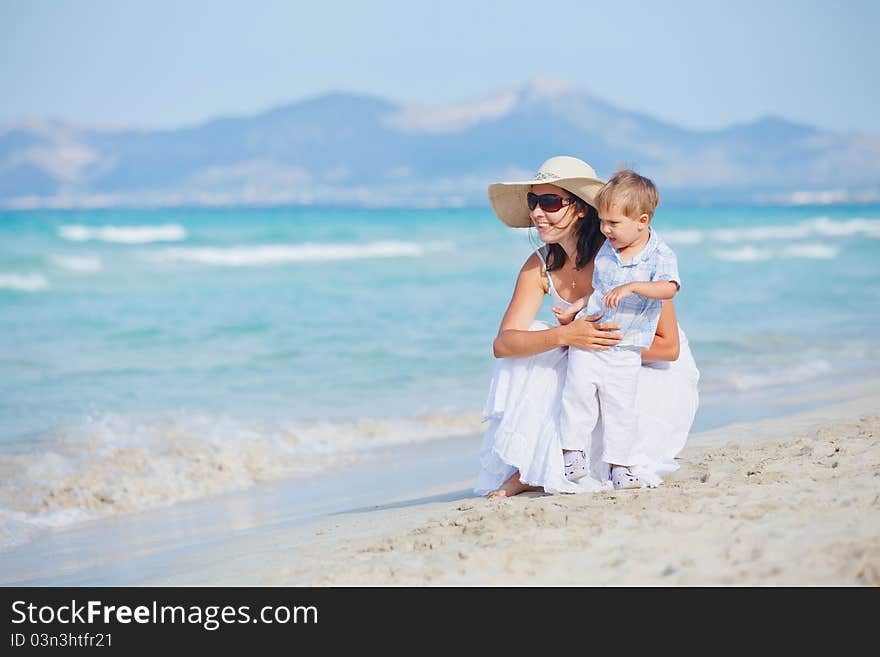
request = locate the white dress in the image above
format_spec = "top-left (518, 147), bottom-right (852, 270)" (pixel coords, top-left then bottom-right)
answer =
top-left (474, 248), bottom-right (700, 495)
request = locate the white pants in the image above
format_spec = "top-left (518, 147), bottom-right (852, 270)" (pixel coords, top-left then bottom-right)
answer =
top-left (475, 322), bottom-right (700, 495)
top-left (559, 346), bottom-right (642, 465)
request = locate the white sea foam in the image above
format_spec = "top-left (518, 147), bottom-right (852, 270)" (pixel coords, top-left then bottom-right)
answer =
top-left (50, 255), bottom-right (103, 273)
top-left (667, 217), bottom-right (880, 246)
top-left (59, 224), bottom-right (187, 243)
top-left (714, 246), bottom-right (770, 262)
top-left (782, 244), bottom-right (839, 259)
top-left (712, 224), bottom-right (814, 243)
top-left (803, 216), bottom-right (880, 237)
top-left (662, 230), bottom-right (704, 245)
top-left (726, 360), bottom-right (833, 392)
top-left (0, 273), bottom-right (49, 291)
top-left (715, 243), bottom-right (839, 262)
top-left (0, 409), bottom-right (483, 548)
top-left (151, 241), bottom-right (448, 267)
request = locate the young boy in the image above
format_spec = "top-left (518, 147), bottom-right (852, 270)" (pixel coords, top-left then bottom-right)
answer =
top-left (553, 170), bottom-right (680, 490)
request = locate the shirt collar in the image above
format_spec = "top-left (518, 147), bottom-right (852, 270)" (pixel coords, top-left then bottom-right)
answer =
top-left (610, 228), bottom-right (658, 266)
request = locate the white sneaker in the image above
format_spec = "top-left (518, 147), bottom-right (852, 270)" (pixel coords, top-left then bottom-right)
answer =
top-left (563, 450), bottom-right (588, 482)
top-left (611, 465), bottom-right (642, 490)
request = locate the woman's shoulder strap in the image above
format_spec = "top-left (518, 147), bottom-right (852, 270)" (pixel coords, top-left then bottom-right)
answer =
top-left (532, 246), bottom-right (550, 288)
top-left (533, 245), bottom-right (548, 268)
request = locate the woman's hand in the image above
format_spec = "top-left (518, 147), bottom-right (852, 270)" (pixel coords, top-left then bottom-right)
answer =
top-left (559, 313), bottom-right (622, 350)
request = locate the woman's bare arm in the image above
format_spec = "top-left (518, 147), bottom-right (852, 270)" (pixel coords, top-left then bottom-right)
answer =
top-left (493, 253), bottom-right (622, 358)
top-left (641, 300), bottom-right (681, 362)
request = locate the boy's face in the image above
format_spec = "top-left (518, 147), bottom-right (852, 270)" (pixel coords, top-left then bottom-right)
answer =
top-left (598, 202), bottom-right (650, 250)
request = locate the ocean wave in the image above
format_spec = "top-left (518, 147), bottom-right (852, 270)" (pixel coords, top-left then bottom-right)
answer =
top-left (724, 360), bottom-right (833, 392)
top-left (782, 244), bottom-right (839, 259)
top-left (796, 216), bottom-right (880, 238)
top-left (666, 216), bottom-right (880, 246)
top-left (50, 255), bottom-right (103, 273)
top-left (714, 243), bottom-right (839, 262)
top-left (714, 246), bottom-right (769, 262)
top-left (151, 241), bottom-right (449, 267)
top-left (0, 273), bottom-right (49, 292)
top-left (662, 230), bottom-right (704, 245)
top-left (0, 409), bottom-right (482, 548)
top-left (59, 224), bottom-right (187, 244)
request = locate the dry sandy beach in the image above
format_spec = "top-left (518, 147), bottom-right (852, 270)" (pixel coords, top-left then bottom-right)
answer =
top-left (284, 382), bottom-right (880, 587)
top-left (3, 380), bottom-right (878, 587)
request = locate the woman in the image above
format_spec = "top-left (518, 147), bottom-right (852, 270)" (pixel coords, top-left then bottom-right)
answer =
top-left (475, 156), bottom-right (699, 497)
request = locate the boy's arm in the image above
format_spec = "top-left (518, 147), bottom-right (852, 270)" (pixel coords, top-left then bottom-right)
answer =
top-left (603, 242), bottom-right (681, 309)
top-left (603, 279), bottom-right (678, 309)
top-left (628, 280), bottom-right (679, 300)
top-left (649, 242), bottom-right (681, 299)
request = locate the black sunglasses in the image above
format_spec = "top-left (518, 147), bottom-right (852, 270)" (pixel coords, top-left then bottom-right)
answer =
top-left (527, 192), bottom-right (572, 213)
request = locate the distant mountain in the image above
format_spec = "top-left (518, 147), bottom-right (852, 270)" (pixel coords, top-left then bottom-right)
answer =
top-left (2, 77), bottom-right (879, 208)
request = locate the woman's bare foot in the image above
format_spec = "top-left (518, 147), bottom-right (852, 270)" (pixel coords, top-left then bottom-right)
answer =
top-left (487, 471), bottom-right (542, 498)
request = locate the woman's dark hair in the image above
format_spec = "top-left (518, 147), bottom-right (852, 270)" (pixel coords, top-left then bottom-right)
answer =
top-left (542, 193), bottom-right (605, 271)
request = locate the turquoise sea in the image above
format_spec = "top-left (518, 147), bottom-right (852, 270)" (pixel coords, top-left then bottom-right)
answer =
top-left (2, 204), bottom-right (879, 545)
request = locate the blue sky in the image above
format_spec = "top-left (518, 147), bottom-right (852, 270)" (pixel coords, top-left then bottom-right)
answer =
top-left (3, 0), bottom-right (878, 134)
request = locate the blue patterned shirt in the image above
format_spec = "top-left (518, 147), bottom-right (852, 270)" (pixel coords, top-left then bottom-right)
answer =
top-left (579, 229), bottom-right (680, 349)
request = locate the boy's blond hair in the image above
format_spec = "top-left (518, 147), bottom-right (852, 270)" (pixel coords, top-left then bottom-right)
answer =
top-left (594, 169), bottom-right (660, 220)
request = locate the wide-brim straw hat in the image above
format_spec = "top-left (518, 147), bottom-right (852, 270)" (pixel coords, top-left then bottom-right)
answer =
top-left (488, 156), bottom-right (605, 228)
